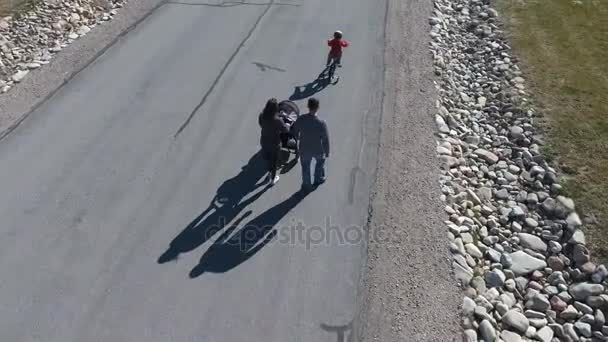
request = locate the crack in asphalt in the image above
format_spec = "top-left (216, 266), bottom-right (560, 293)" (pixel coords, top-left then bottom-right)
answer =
top-left (167, 1), bottom-right (299, 7)
top-left (173, 0), bottom-right (278, 138)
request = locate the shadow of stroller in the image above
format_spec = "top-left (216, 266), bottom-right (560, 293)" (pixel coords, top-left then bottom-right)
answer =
top-left (189, 190), bottom-right (309, 277)
top-left (158, 151), bottom-right (270, 264)
top-left (288, 65), bottom-right (338, 101)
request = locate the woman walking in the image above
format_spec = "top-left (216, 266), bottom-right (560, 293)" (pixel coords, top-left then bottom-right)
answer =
top-left (258, 98), bottom-right (289, 185)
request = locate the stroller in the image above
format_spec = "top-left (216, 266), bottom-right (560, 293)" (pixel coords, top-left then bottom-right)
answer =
top-left (277, 100), bottom-right (300, 164)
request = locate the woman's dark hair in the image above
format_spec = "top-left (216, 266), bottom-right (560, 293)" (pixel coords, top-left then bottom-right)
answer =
top-left (333, 31), bottom-right (342, 39)
top-left (262, 98), bottom-right (279, 119)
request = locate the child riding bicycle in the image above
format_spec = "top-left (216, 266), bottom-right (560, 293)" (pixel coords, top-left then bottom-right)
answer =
top-left (327, 30), bottom-right (349, 68)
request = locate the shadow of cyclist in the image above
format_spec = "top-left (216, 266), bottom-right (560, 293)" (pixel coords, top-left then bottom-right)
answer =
top-left (157, 151), bottom-right (269, 264)
top-left (288, 66), bottom-right (335, 101)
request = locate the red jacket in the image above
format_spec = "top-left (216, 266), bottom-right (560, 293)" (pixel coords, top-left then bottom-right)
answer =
top-left (328, 38), bottom-right (349, 56)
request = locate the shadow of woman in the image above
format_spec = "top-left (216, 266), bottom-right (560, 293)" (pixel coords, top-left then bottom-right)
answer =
top-left (157, 151), bottom-right (270, 264)
top-left (189, 190), bottom-right (309, 277)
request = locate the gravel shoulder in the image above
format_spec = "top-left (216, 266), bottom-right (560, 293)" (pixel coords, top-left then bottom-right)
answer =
top-left (360, 0), bottom-right (461, 340)
top-left (0, 0), bottom-right (163, 140)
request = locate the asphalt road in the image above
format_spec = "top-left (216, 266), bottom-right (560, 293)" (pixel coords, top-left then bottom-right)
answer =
top-left (0, 0), bottom-right (386, 341)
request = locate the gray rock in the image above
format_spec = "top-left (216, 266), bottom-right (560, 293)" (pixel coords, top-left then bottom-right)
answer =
top-left (500, 329), bottom-right (522, 342)
top-left (526, 293), bottom-right (551, 312)
top-left (477, 187), bottom-right (493, 202)
top-left (479, 319), bottom-right (497, 342)
top-left (564, 323), bottom-right (578, 340)
top-left (541, 198), bottom-right (556, 215)
top-left (547, 256), bottom-right (565, 271)
top-left (518, 233), bottom-right (547, 253)
top-left (560, 305), bottom-right (580, 320)
top-left (465, 243), bottom-right (483, 258)
top-left (509, 251), bottom-right (547, 276)
top-left (570, 283), bottom-right (605, 301)
top-left (586, 296), bottom-right (606, 309)
top-left (575, 321), bottom-right (592, 338)
top-left (453, 261), bottom-right (474, 285)
top-left (574, 301), bottom-right (593, 315)
top-left (501, 253), bottom-right (514, 268)
top-left (525, 217), bottom-right (539, 228)
top-left (471, 276), bottom-right (487, 293)
top-left (510, 126), bottom-right (525, 140)
top-left (435, 115), bottom-right (450, 133)
top-left (11, 70), bottom-right (29, 82)
top-left (463, 329), bottom-right (477, 342)
top-left (475, 148), bottom-right (499, 164)
top-left (566, 212), bottom-right (583, 229)
top-left (496, 188), bottom-right (510, 200)
top-left (76, 25), bottom-right (91, 36)
top-left (550, 296), bottom-right (568, 312)
top-left (595, 309), bottom-right (605, 327)
top-left (462, 296), bottom-right (476, 316)
top-left (486, 269), bottom-right (506, 288)
top-left (536, 326), bottom-right (554, 342)
top-left (592, 265), bottom-right (608, 283)
top-left (503, 310), bottom-right (530, 333)
top-left (569, 229), bottom-right (586, 245)
top-left (573, 244), bottom-right (591, 265)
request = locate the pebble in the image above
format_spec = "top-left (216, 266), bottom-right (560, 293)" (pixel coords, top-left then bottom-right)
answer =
top-left (486, 269), bottom-right (506, 288)
top-left (500, 329), bottom-right (522, 342)
top-left (429, 0), bottom-right (608, 340)
top-left (479, 319), bottom-right (497, 342)
top-left (536, 326), bottom-right (554, 342)
top-left (509, 251), bottom-right (548, 276)
top-left (11, 70), bottom-right (29, 82)
top-left (526, 293), bottom-right (551, 312)
top-left (574, 321), bottom-right (592, 338)
top-left (518, 233), bottom-right (547, 253)
top-left (0, 0), bottom-right (125, 95)
top-left (503, 310), bottom-right (530, 334)
top-left (550, 296), bottom-right (567, 312)
top-left (560, 305), bottom-right (580, 321)
top-left (570, 283), bottom-right (605, 301)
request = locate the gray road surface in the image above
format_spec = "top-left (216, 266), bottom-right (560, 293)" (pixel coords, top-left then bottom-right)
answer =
top-left (0, 0), bottom-right (385, 341)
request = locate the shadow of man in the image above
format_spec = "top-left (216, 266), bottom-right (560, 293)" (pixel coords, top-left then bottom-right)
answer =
top-left (188, 190), bottom-right (309, 277)
top-left (158, 151), bottom-right (270, 264)
top-left (288, 66), bottom-right (335, 101)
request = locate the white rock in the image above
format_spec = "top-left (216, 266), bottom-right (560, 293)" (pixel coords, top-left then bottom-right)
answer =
top-left (502, 310), bottom-right (530, 334)
top-left (500, 330), bottom-right (522, 342)
top-left (463, 329), bottom-right (477, 342)
top-left (509, 251), bottom-right (547, 276)
top-left (569, 282), bottom-right (605, 301)
top-left (462, 296), bottom-right (476, 316)
top-left (479, 319), bottom-right (496, 342)
top-left (535, 326), bottom-right (554, 342)
top-left (435, 115), bottom-right (450, 133)
top-left (77, 25), bottom-right (91, 36)
top-left (474, 148), bottom-right (499, 164)
top-left (517, 233), bottom-right (547, 253)
top-left (465, 243), bottom-right (483, 258)
top-left (569, 229), bottom-right (586, 245)
top-left (11, 70), bottom-right (29, 82)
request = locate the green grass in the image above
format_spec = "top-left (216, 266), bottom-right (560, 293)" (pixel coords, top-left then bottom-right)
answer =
top-left (498, 0), bottom-right (608, 262)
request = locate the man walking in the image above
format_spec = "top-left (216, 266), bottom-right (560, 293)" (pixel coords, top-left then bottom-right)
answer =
top-left (291, 97), bottom-right (330, 191)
